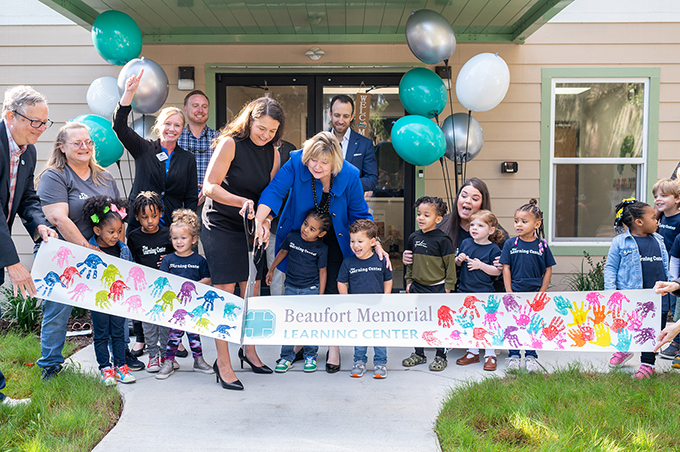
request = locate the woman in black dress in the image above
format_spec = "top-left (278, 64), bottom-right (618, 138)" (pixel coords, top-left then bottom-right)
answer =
top-left (203, 97), bottom-right (285, 390)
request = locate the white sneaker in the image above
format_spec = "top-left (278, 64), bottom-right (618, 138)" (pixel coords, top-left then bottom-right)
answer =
top-left (1, 396), bottom-right (31, 407)
top-left (350, 361), bottom-right (366, 378)
top-left (525, 356), bottom-right (541, 373)
top-left (506, 356), bottom-right (521, 371)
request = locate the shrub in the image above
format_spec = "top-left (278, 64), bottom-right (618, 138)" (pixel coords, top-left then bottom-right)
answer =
top-left (563, 252), bottom-right (606, 291)
top-left (0, 285), bottom-right (42, 333)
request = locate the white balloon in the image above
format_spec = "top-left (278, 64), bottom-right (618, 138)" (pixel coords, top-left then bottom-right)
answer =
top-left (117, 57), bottom-right (169, 114)
top-left (456, 53), bottom-right (510, 112)
top-left (131, 115), bottom-right (158, 140)
top-left (86, 77), bottom-right (120, 120)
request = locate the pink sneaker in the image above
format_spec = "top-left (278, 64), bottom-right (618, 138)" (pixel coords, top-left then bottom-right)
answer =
top-left (633, 364), bottom-right (654, 380)
top-left (609, 352), bottom-right (633, 367)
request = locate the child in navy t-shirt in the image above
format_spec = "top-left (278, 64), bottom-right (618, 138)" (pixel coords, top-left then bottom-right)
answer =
top-left (500, 199), bottom-right (556, 372)
top-left (270, 210), bottom-right (331, 374)
top-left (338, 219), bottom-right (393, 379)
top-left (156, 209), bottom-right (213, 380)
top-left (454, 210), bottom-right (502, 371)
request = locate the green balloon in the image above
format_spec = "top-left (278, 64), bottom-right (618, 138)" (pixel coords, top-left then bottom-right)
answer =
top-left (398, 68), bottom-right (448, 119)
top-left (73, 114), bottom-right (124, 168)
top-left (390, 115), bottom-right (446, 166)
top-left (92, 11), bottom-right (142, 66)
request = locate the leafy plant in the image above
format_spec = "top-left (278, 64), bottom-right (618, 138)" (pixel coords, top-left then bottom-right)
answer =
top-left (0, 285), bottom-right (42, 332)
top-left (563, 252), bottom-right (606, 291)
top-left (71, 306), bottom-right (88, 318)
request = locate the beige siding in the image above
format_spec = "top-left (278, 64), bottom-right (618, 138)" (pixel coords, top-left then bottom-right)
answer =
top-left (2, 20), bottom-right (679, 290)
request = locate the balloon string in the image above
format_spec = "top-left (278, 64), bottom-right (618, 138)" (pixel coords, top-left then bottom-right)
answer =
top-left (464, 110), bottom-right (472, 183)
top-left (444, 58), bottom-right (459, 195)
top-left (115, 161), bottom-right (127, 197)
top-left (440, 158), bottom-right (453, 211)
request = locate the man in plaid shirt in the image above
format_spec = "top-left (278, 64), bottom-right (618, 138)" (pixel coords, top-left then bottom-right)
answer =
top-left (177, 90), bottom-right (219, 209)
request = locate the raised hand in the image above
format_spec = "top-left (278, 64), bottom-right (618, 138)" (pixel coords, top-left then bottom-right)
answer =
top-left (590, 323), bottom-right (611, 347)
top-left (124, 70), bottom-right (144, 94)
top-left (568, 301), bottom-right (590, 327)
top-left (528, 292), bottom-right (550, 312)
top-left (553, 295), bottom-right (571, 316)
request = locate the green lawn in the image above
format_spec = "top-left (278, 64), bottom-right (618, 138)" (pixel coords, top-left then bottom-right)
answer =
top-left (436, 365), bottom-right (680, 451)
top-left (0, 332), bottom-right (121, 452)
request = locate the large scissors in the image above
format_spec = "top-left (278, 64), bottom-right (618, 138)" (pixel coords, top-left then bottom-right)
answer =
top-left (240, 215), bottom-right (264, 345)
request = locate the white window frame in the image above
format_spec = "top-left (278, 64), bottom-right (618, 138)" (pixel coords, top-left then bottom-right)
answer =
top-left (548, 77), bottom-right (650, 248)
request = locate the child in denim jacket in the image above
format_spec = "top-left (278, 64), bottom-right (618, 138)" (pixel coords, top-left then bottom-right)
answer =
top-left (605, 198), bottom-right (671, 379)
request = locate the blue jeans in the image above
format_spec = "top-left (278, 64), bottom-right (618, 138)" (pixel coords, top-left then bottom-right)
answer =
top-left (508, 349), bottom-right (538, 359)
top-left (36, 300), bottom-right (73, 369)
top-left (280, 284), bottom-right (319, 361)
top-left (354, 346), bottom-right (387, 365)
top-left (91, 310), bottom-right (126, 369)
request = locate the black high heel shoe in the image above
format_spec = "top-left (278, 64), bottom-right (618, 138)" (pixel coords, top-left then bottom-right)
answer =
top-left (239, 347), bottom-right (273, 374)
top-left (326, 350), bottom-right (340, 374)
top-left (213, 360), bottom-right (243, 390)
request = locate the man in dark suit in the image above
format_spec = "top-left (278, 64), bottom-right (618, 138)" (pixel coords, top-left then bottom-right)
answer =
top-left (0, 85), bottom-right (57, 406)
top-left (329, 94), bottom-right (378, 194)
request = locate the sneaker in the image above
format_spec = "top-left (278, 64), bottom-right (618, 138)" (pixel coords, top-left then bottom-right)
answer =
top-left (146, 355), bottom-right (161, 373)
top-left (660, 342), bottom-right (680, 360)
top-left (1, 396), bottom-right (31, 407)
top-left (506, 356), bottom-right (521, 371)
top-left (125, 348), bottom-right (145, 371)
top-left (156, 359), bottom-right (176, 380)
top-left (193, 356), bottom-right (214, 374)
top-left (673, 354), bottom-right (680, 369)
top-left (350, 361), bottom-right (367, 378)
top-left (402, 353), bottom-right (427, 367)
top-left (525, 356), bottom-right (540, 373)
top-left (303, 356), bottom-right (317, 373)
top-left (41, 364), bottom-right (62, 381)
top-left (100, 367), bottom-right (116, 386)
top-left (275, 359), bottom-right (293, 373)
top-left (373, 364), bottom-right (387, 379)
top-left (115, 365), bottom-right (136, 384)
top-left (633, 363), bottom-right (654, 380)
top-left (609, 352), bottom-right (634, 367)
top-left (160, 357), bottom-right (180, 370)
top-left (429, 356), bottom-right (447, 371)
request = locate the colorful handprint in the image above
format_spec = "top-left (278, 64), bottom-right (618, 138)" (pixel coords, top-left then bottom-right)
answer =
top-left (588, 304), bottom-right (609, 325)
top-left (52, 246), bottom-right (74, 268)
top-left (437, 305), bottom-right (456, 328)
top-left (461, 296), bottom-right (483, 318)
top-left (502, 294), bottom-right (520, 312)
top-left (542, 316), bottom-right (565, 341)
top-left (100, 264), bottom-right (122, 288)
top-left (568, 301), bottom-right (590, 327)
top-left (528, 292), bottom-right (550, 312)
top-left (484, 294), bottom-right (501, 314)
top-left (608, 291), bottom-right (630, 311)
top-left (36, 271), bottom-right (63, 296)
top-left (422, 330), bottom-right (442, 346)
top-left (150, 277), bottom-right (172, 298)
top-left (178, 281), bottom-right (198, 305)
top-left (567, 328), bottom-right (586, 347)
top-left (586, 291), bottom-right (604, 308)
top-left (553, 295), bottom-right (571, 316)
top-left (635, 301), bottom-right (656, 319)
top-left (513, 305), bottom-right (533, 329)
top-left (126, 266), bottom-right (147, 291)
top-left (59, 266), bottom-right (81, 288)
top-left (612, 329), bottom-right (632, 353)
top-left (76, 254), bottom-right (107, 279)
top-left (590, 323), bottom-right (611, 347)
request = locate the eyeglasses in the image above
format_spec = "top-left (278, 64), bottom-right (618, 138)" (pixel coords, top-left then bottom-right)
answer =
top-left (13, 111), bottom-right (53, 129)
top-left (67, 140), bottom-right (95, 148)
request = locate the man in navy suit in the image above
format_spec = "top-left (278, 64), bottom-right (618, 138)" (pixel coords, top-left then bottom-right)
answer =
top-left (0, 86), bottom-right (57, 407)
top-left (330, 94), bottom-right (378, 194)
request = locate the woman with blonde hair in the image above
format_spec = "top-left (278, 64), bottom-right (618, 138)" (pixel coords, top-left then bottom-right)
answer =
top-left (35, 121), bottom-right (123, 380)
top-left (202, 96), bottom-right (285, 390)
top-left (113, 71), bottom-right (198, 230)
top-left (254, 130), bottom-right (391, 374)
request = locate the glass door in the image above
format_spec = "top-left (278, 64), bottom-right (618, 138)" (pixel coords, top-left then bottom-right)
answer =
top-left (215, 73), bottom-right (413, 291)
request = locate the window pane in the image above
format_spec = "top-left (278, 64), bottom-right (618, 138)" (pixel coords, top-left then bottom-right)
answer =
top-left (554, 82), bottom-right (644, 158)
top-left (554, 164), bottom-right (637, 239)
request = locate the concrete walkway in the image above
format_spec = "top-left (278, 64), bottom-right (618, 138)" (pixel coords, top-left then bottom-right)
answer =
top-left (69, 339), bottom-right (673, 452)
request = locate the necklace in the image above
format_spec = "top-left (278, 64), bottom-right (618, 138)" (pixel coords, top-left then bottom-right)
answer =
top-left (311, 176), bottom-right (333, 214)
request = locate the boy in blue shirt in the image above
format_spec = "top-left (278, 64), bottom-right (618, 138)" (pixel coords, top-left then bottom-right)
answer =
top-left (338, 219), bottom-right (393, 379)
top-left (270, 210), bottom-right (331, 373)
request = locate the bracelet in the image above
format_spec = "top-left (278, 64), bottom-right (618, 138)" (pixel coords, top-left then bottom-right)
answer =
top-left (263, 218), bottom-right (272, 227)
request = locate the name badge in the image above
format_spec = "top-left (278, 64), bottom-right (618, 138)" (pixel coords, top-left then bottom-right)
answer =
top-left (156, 152), bottom-right (168, 162)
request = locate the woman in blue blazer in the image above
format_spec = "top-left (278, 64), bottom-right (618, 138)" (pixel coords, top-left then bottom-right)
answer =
top-left (255, 131), bottom-right (390, 372)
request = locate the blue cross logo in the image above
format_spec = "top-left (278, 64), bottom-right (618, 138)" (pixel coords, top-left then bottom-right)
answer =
top-left (244, 309), bottom-right (276, 338)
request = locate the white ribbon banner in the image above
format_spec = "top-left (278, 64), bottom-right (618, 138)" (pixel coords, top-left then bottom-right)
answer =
top-left (32, 239), bottom-right (245, 344)
top-left (32, 240), bottom-right (661, 352)
top-left (244, 291), bottom-right (660, 351)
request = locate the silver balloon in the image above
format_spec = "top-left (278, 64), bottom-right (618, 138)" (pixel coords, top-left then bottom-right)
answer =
top-left (405, 10), bottom-right (456, 65)
top-left (117, 57), bottom-right (169, 114)
top-left (131, 115), bottom-right (158, 140)
top-left (441, 113), bottom-right (484, 162)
